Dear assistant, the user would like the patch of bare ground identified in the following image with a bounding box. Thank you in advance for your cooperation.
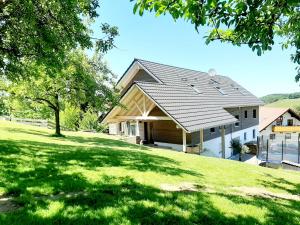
[0,197,22,213]
[159,182,300,202]
[232,187,300,201]
[160,182,215,193]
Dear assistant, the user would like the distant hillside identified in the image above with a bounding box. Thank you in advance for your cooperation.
[260,92,300,104]
[266,98,300,112]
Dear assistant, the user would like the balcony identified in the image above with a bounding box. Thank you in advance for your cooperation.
[272,126,300,132]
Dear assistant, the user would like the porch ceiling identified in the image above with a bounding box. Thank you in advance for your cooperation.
[104,86,170,122]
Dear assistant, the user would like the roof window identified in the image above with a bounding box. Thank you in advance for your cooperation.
[215,86,227,95]
[190,84,202,94]
[209,78,220,85]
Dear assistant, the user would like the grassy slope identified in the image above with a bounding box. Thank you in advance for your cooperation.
[266,98,300,110]
[0,121,299,225]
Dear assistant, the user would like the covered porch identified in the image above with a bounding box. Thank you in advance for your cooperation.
[104,85,226,155]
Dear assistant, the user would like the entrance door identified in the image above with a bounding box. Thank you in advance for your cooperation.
[144,122,148,144]
[149,122,154,144]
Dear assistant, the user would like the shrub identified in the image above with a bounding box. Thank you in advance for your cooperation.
[230,139,242,155]
[241,145,250,154]
[61,104,80,131]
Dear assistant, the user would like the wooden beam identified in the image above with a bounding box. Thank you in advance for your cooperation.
[134,101,143,115]
[221,126,225,158]
[143,95,146,115]
[182,130,187,152]
[115,116,171,121]
[199,129,204,153]
[144,102,156,117]
[136,120,140,136]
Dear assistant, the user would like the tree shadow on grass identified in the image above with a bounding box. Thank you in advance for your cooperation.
[213,192,300,225]
[0,139,201,198]
[258,173,300,195]
[0,176,265,225]
[1,130,299,224]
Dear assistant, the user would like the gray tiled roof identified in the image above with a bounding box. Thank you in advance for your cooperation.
[133,59,263,133]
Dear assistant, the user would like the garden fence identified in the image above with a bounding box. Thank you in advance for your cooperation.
[257,134,300,164]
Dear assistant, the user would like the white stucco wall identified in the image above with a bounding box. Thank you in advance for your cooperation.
[203,125,258,158]
[108,123,119,135]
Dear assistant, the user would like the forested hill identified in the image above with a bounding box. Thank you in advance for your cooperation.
[260,92,300,104]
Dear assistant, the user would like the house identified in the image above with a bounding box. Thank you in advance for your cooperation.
[102,59,263,158]
[259,107,300,140]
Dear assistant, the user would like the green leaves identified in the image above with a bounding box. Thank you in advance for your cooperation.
[131,0,300,79]
[0,0,118,80]
[4,50,119,129]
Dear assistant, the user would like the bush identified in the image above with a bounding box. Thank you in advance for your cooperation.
[79,109,99,131]
[61,104,80,131]
[241,145,250,154]
[230,139,242,155]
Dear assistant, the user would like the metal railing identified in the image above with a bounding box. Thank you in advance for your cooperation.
[257,134,300,164]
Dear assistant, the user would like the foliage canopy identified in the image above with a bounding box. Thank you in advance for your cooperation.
[0,0,118,79]
[132,0,300,78]
[6,51,119,135]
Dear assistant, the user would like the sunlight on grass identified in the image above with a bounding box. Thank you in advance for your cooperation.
[34,201,64,218]
[0,121,300,225]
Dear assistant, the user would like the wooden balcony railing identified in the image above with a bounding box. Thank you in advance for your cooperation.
[272,126,300,132]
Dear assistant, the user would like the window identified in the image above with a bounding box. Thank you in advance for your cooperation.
[235,115,240,127]
[130,124,136,136]
[253,109,257,118]
[276,116,283,126]
[215,86,227,95]
[252,129,256,139]
[190,84,202,94]
[287,119,293,126]
[270,133,276,140]
[244,110,248,118]
[210,78,220,85]
[210,128,215,133]
[285,133,291,139]
[244,132,247,141]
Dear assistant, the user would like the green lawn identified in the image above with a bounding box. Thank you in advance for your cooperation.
[266,98,300,111]
[0,121,300,225]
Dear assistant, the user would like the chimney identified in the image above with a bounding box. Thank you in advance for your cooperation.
[208,69,217,76]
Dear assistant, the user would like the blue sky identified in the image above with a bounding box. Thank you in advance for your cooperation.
[93,0,299,97]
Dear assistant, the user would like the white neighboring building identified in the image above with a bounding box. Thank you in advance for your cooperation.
[259,107,300,140]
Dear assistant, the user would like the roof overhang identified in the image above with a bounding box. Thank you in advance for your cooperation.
[116,60,162,90]
[102,83,188,132]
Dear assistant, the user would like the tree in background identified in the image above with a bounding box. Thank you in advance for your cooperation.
[80,107,101,131]
[61,103,81,131]
[131,0,300,78]
[6,51,119,136]
[0,0,118,80]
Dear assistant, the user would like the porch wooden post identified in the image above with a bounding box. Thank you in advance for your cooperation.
[136,120,140,137]
[182,130,187,152]
[221,126,225,158]
[199,129,204,153]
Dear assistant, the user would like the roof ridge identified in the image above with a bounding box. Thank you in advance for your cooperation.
[136,58,209,75]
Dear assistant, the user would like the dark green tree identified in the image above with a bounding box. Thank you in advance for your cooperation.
[131,0,300,79]
[0,0,118,79]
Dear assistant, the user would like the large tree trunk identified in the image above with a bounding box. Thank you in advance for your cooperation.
[54,109,61,136]
[53,94,61,136]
